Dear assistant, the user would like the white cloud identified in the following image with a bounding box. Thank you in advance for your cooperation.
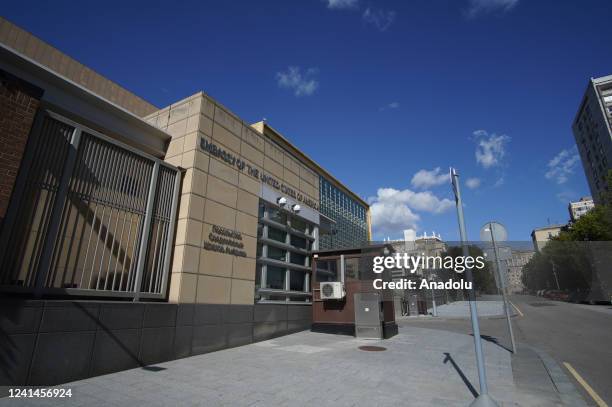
[276,67,319,97]
[325,0,358,9]
[465,177,481,189]
[466,0,519,17]
[379,102,400,111]
[411,167,450,189]
[545,147,580,184]
[363,8,396,31]
[368,187,454,236]
[473,129,510,169]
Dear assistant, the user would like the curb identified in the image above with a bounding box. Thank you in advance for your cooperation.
[521,344,589,407]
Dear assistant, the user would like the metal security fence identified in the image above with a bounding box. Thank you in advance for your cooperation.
[0,110,180,300]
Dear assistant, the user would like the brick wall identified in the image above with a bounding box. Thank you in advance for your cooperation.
[0,70,43,225]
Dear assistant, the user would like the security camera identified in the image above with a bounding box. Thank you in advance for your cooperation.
[277,197,287,207]
[292,204,301,213]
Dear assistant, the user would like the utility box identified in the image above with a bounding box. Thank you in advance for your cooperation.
[354,292,383,339]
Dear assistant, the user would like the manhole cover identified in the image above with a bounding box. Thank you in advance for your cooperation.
[358,346,386,352]
[529,302,557,307]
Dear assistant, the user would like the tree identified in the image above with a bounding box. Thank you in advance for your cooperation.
[522,170,612,294]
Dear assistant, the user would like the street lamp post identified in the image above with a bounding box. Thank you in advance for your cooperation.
[486,222,517,354]
[429,272,438,317]
[450,168,498,407]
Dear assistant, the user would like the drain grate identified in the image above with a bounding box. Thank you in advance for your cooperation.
[358,346,386,352]
[529,302,557,307]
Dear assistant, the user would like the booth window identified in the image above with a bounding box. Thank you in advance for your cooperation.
[316,259,339,282]
[255,200,316,304]
[344,257,360,280]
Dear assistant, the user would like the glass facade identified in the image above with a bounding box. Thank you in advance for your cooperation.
[255,200,315,303]
[319,177,368,249]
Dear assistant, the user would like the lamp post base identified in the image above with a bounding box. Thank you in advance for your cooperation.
[469,394,500,407]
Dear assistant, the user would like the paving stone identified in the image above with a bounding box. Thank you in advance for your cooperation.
[0,325,567,406]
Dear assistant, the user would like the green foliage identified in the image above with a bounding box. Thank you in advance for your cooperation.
[522,170,612,292]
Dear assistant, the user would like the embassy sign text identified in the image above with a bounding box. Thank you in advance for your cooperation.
[203,225,247,257]
[200,139,319,210]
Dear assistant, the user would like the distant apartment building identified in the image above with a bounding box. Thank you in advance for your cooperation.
[531,224,564,252]
[504,249,535,294]
[572,75,612,204]
[568,196,595,222]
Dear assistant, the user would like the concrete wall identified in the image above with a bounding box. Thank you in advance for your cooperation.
[0,69,42,224]
[0,300,311,387]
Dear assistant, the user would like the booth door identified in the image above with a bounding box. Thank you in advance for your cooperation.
[354,292,382,339]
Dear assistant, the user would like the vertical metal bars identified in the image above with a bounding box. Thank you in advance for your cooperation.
[0,110,180,300]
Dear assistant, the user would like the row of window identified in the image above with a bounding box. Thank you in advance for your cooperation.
[319,177,368,250]
[255,201,316,303]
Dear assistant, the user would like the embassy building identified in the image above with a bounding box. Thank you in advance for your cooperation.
[0,17,370,386]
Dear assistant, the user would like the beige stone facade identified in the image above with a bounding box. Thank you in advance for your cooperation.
[145,92,346,305]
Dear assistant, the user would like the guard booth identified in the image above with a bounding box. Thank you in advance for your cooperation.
[311,245,398,339]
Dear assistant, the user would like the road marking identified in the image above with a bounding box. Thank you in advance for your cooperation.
[563,362,608,407]
[509,301,523,317]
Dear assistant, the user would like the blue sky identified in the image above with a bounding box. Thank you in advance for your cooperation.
[4,0,612,241]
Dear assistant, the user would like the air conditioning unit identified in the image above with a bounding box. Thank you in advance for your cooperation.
[320,282,345,300]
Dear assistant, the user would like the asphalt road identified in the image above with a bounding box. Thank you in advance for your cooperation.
[401,294,612,406]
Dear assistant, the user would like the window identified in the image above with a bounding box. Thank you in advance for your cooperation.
[290,270,306,291]
[290,252,307,266]
[319,177,368,250]
[345,257,359,280]
[255,264,262,289]
[266,266,286,289]
[316,259,338,282]
[268,207,287,225]
[291,217,308,233]
[268,227,287,243]
[255,199,315,303]
[268,246,287,261]
[291,235,309,250]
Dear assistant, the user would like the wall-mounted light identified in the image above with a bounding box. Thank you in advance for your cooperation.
[291,204,301,213]
[277,197,287,207]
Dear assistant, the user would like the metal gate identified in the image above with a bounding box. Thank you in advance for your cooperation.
[0,110,180,300]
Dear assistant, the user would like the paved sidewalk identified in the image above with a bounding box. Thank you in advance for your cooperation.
[1,326,555,407]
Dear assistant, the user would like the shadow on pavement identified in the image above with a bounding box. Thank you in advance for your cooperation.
[443,352,479,398]
[470,333,514,354]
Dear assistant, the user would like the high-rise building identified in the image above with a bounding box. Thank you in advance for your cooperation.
[572,75,612,203]
[568,196,595,222]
